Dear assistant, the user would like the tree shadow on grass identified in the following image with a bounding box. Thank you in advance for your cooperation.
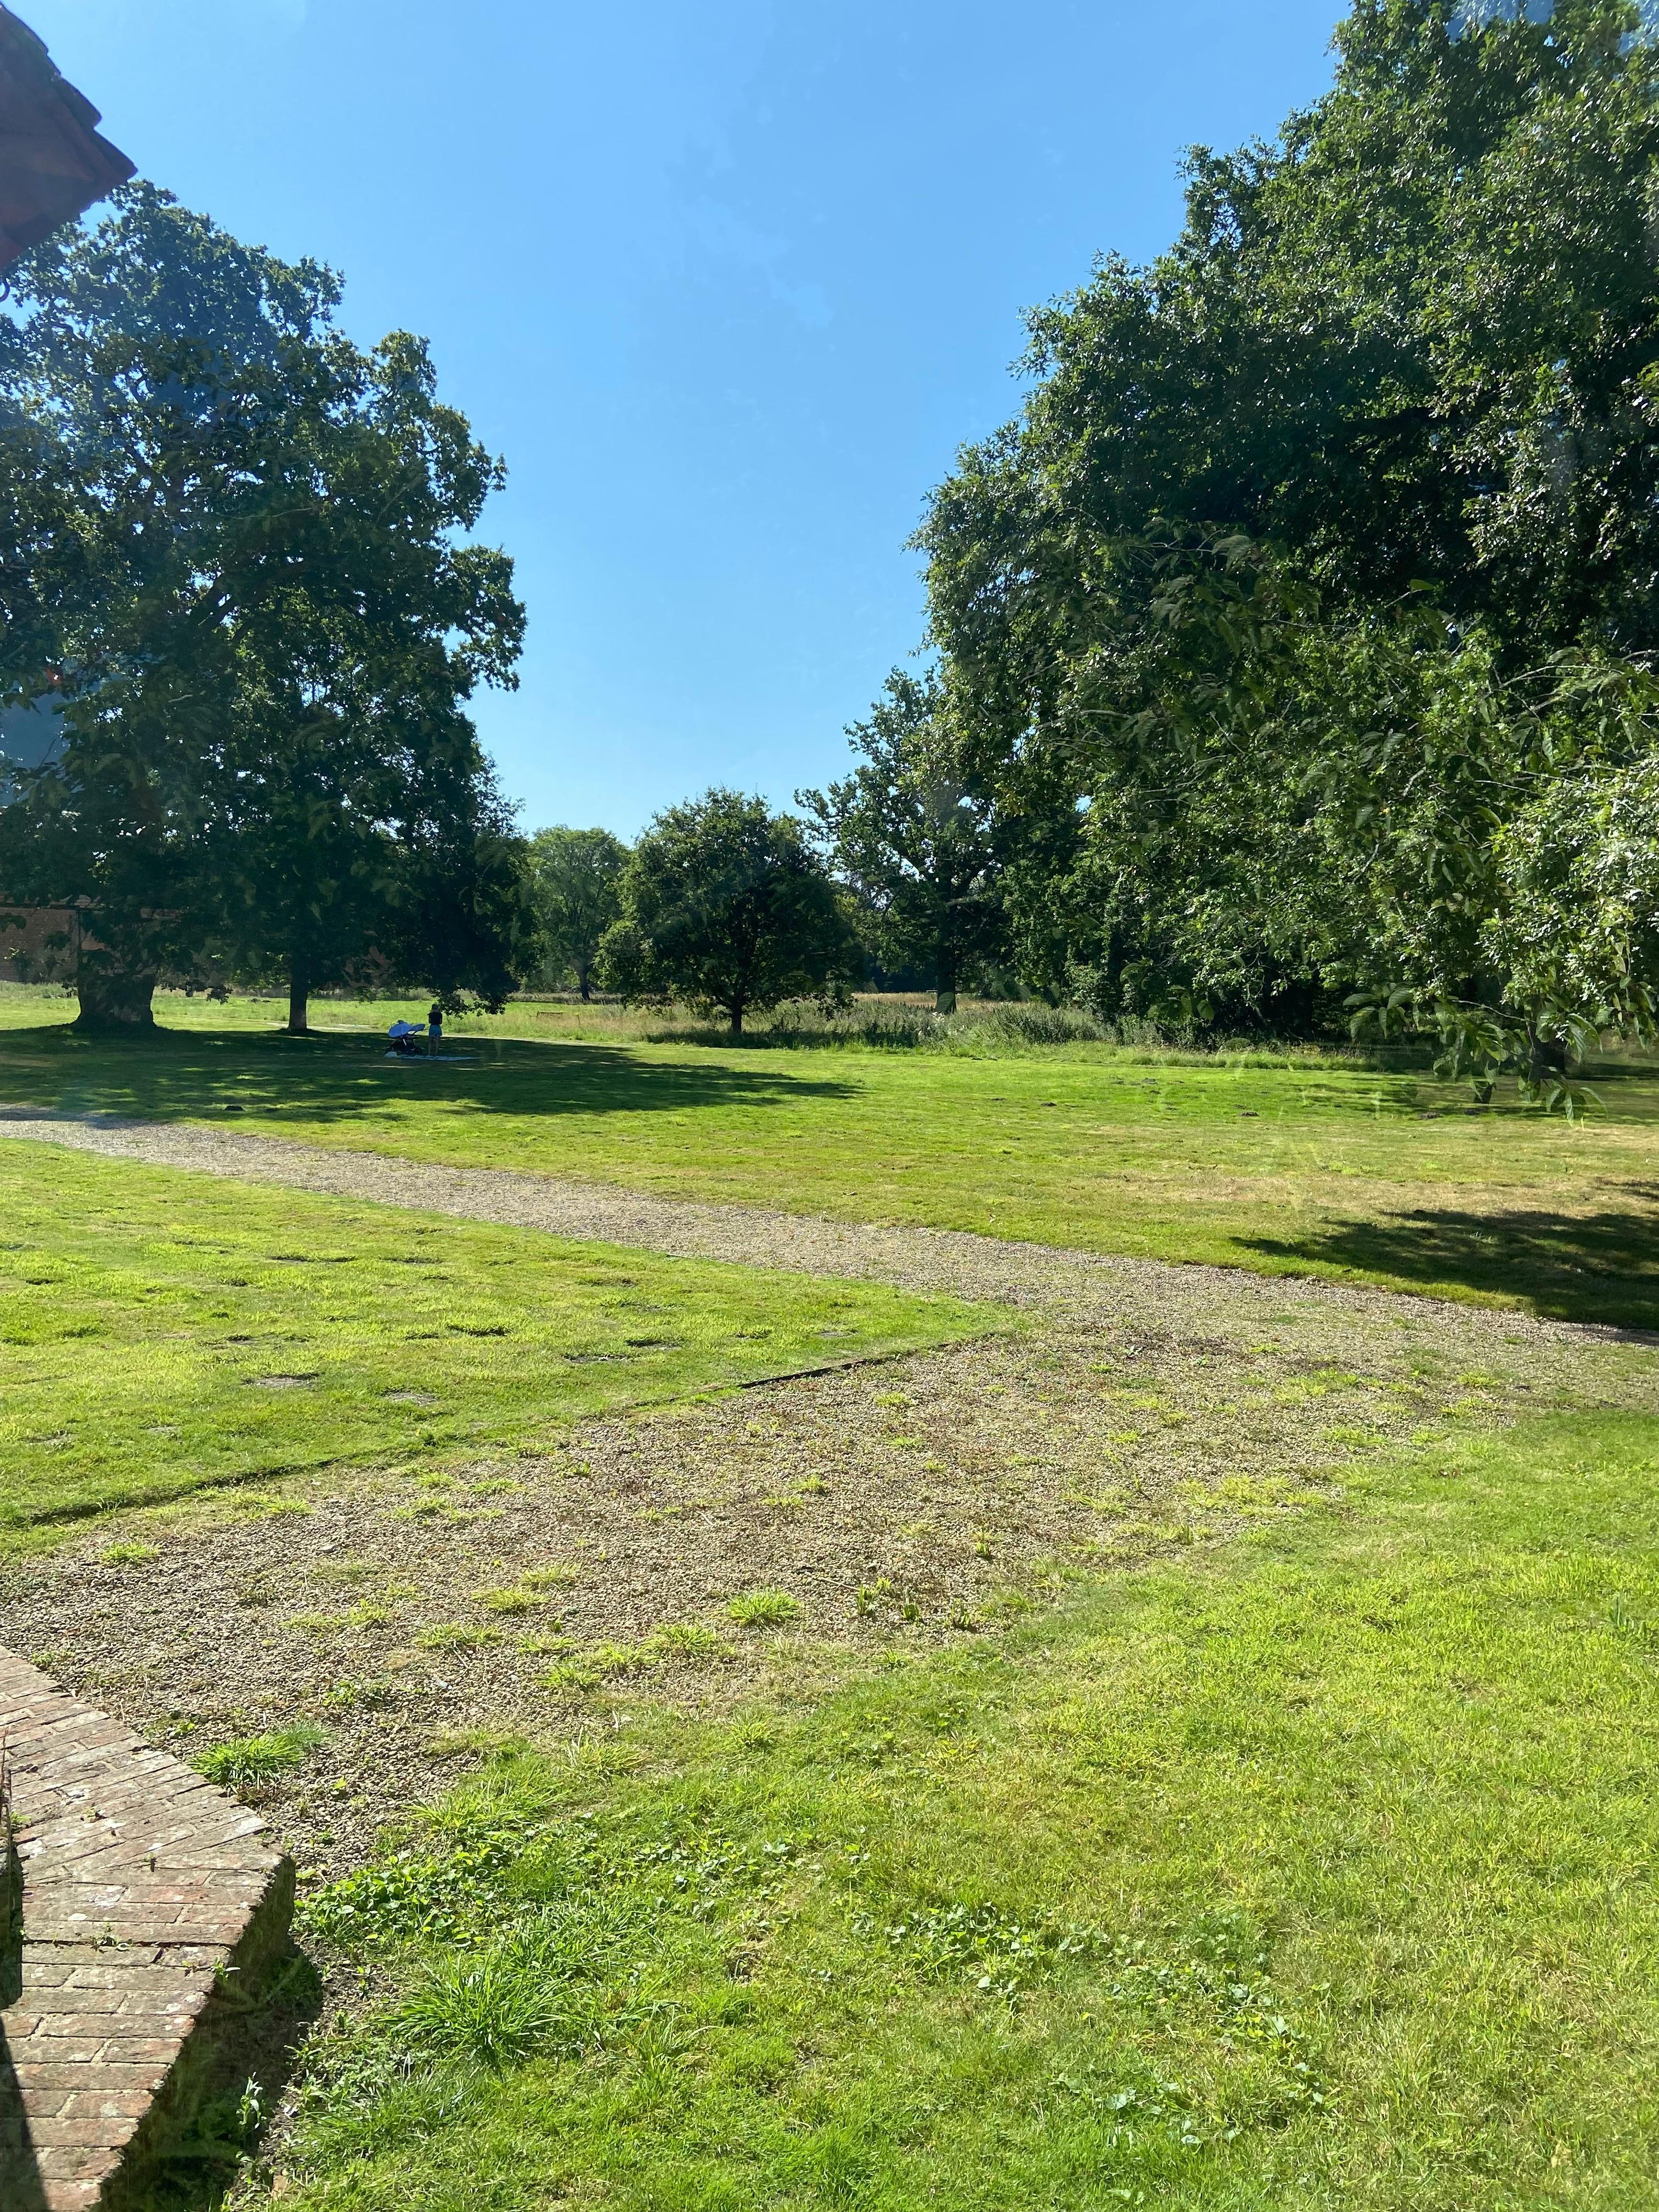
[0,1026,857,1131]
[1242,1197,1659,1334]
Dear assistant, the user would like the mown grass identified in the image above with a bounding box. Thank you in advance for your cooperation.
[268,1408,1659,2210]
[5,992,1659,1327]
[0,1140,991,1541]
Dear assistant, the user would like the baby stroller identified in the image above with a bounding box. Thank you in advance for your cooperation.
[387,1020,427,1056]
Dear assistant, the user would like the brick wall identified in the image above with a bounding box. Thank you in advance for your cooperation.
[0,910,77,986]
[0,1652,295,2210]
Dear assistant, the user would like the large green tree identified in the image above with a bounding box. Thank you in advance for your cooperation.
[916,0,1659,1074]
[600,789,859,1035]
[798,669,1002,1012]
[524,826,628,999]
[0,185,526,1032]
[0,186,330,1024]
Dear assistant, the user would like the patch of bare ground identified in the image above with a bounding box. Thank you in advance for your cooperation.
[2,1266,1646,1897]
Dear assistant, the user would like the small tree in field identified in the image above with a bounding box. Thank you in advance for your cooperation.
[600,789,858,1035]
[526,826,628,998]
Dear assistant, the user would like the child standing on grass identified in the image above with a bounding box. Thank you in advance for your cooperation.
[427,1001,444,1056]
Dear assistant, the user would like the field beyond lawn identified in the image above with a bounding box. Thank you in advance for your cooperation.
[7,992,1659,1327]
[0,1139,991,1541]
[269,1408,1659,2211]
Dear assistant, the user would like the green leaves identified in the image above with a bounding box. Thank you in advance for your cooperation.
[798,667,1004,1009]
[910,3,1659,1071]
[600,789,860,1035]
[0,184,528,1028]
[524,827,628,999]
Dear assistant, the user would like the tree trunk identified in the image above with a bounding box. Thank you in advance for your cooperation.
[1104,923,1124,1015]
[935,938,957,1016]
[73,957,157,1033]
[1525,1020,1567,1087]
[287,958,309,1037]
[576,961,591,1003]
[729,1002,743,1036]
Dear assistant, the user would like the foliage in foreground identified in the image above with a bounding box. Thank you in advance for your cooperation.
[267,1409,1659,2209]
[0,1139,988,1534]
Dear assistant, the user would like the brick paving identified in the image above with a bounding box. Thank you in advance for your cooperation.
[0,1650,293,2211]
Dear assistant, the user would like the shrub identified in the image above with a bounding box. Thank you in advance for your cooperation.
[196,1726,324,1791]
[727,1588,802,1629]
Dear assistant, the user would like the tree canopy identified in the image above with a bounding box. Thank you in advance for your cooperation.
[799,669,1002,1012]
[601,789,859,1035]
[525,826,629,1000]
[0,184,527,1031]
[913,0,1659,1093]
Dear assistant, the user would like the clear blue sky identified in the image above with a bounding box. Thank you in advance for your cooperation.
[27,0,1341,836]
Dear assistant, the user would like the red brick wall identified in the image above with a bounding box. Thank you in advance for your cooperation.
[0,908,77,984]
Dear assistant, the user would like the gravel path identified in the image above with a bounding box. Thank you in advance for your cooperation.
[0,1108,1194,1310]
[5,1106,1658,1888]
[4,1267,1635,1888]
[1,1109,1648,1358]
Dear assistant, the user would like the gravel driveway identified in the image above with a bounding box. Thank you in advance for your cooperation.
[5,1108,1654,1342]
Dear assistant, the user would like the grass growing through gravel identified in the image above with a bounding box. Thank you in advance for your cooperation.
[7,992,1659,1327]
[268,1408,1659,2212]
[0,1140,991,1541]
[196,1726,325,1791]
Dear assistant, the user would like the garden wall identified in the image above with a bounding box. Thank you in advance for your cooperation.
[0,1650,294,2209]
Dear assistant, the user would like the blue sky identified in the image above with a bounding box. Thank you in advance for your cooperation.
[29,0,1341,836]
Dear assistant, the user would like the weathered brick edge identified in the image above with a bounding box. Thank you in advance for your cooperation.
[0,1649,295,2211]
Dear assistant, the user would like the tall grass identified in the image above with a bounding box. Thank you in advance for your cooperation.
[638,995,1390,1066]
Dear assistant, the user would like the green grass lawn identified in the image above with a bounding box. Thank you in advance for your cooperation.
[0,1139,990,1541]
[5,992,1659,1328]
[270,1408,1659,2211]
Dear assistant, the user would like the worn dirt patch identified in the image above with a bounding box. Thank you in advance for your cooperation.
[4,1115,1655,1893]
[2,1263,1644,1891]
